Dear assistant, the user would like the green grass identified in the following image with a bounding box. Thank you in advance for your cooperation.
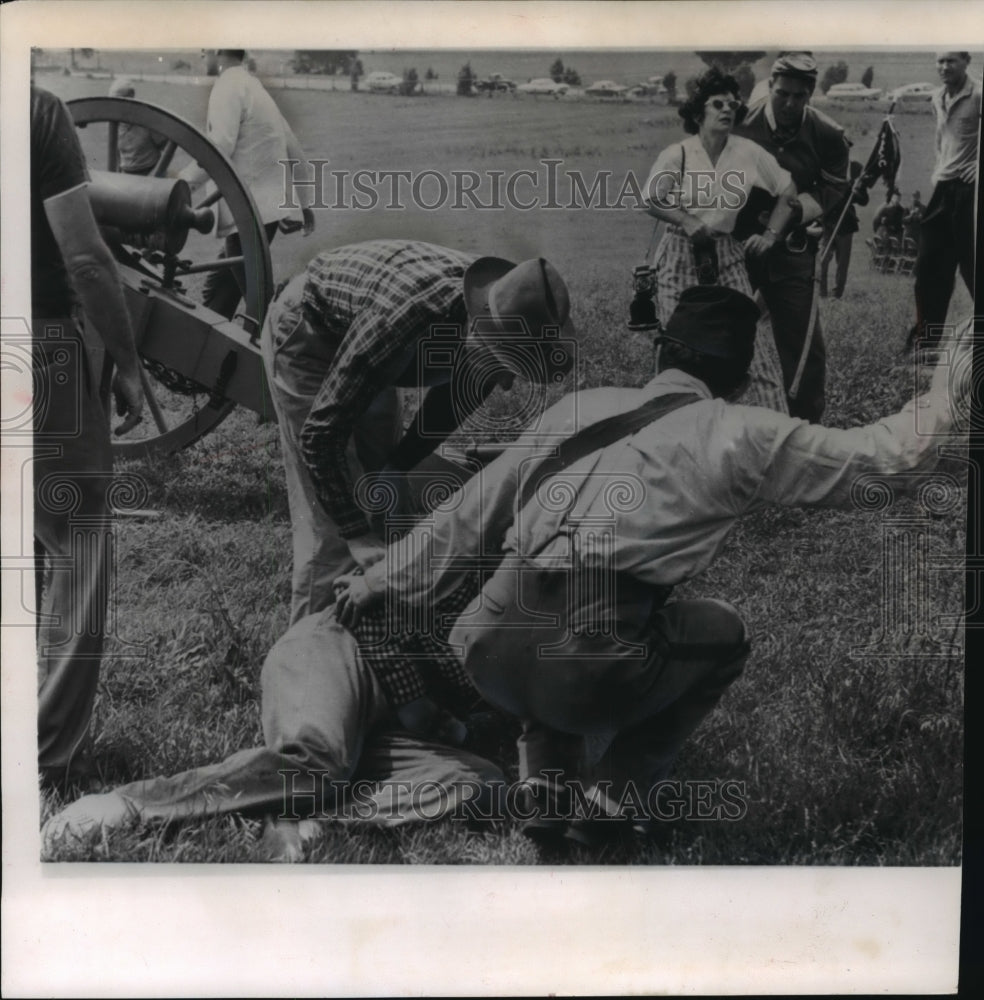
[39,75,968,865]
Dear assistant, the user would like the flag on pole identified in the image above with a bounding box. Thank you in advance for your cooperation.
[859,114,902,194]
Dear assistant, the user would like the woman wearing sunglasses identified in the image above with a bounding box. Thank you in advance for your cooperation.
[643,66,797,410]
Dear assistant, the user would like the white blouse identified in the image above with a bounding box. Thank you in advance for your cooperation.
[644,134,792,235]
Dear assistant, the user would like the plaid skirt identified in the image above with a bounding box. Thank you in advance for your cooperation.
[653,227,788,413]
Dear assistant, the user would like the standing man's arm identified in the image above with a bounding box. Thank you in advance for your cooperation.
[283,121,316,235]
[44,190,144,433]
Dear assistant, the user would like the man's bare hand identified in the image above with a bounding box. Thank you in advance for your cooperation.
[333,573,381,629]
[744,231,779,258]
[110,368,145,436]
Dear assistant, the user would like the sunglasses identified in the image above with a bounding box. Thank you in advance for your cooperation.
[707,98,742,111]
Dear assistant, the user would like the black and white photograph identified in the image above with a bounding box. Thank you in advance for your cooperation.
[2,1,979,994]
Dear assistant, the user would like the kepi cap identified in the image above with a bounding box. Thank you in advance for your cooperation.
[659,286,760,364]
[770,52,818,83]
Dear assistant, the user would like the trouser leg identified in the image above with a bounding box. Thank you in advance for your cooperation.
[260,291,402,624]
[757,252,825,422]
[108,610,389,822]
[912,184,960,351]
[203,222,279,320]
[954,182,976,303]
[583,599,749,804]
[33,323,113,780]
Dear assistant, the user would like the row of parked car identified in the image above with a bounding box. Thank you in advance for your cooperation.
[825,81,936,104]
[361,70,670,97]
[363,69,937,105]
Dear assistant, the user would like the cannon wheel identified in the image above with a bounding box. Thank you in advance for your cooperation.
[68,97,274,461]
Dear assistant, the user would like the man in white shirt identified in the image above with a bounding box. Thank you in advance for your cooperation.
[907,51,980,353]
[334,284,972,846]
[180,49,316,319]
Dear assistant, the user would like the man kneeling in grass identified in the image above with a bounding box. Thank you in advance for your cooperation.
[44,289,973,857]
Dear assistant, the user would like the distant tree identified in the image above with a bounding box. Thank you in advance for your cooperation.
[172,59,191,72]
[820,60,849,94]
[457,62,476,96]
[861,65,875,89]
[550,57,565,83]
[425,67,436,81]
[663,70,678,102]
[563,66,581,87]
[694,51,764,100]
[291,50,359,75]
[400,67,419,96]
[695,51,766,74]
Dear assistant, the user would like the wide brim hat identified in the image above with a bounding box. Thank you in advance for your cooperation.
[659,285,760,364]
[463,256,577,383]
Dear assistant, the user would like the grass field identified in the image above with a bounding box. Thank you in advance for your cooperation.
[38,71,970,865]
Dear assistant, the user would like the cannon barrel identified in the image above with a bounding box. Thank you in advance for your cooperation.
[88,170,215,255]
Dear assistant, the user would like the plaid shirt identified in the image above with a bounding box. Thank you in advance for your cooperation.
[299,240,475,538]
[353,571,482,713]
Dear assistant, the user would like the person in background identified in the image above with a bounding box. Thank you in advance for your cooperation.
[820,160,869,299]
[873,190,905,241]
[735,52,851,423]
[643,65,797,413]
[178,49,316,320]
[31,85,145,791]
[903,190,925,242]
[107,77,168,176]
[906,51,979,353]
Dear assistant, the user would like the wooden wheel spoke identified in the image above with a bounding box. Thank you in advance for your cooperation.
[138,367,171,435]
[152,139,179,178]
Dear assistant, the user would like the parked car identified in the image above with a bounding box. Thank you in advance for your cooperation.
[885,82,935,104]
[475,73,516,93]
[585,80,629,97]
[826,82,883,102]
[629,78,667,97]
[365,71,403,94]
[517,78,569,95]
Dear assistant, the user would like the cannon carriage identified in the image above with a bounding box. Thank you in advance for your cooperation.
[69,96,277,459]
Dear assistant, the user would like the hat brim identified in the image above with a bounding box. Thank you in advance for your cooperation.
[463,256,576,340]
[462,256,517,322]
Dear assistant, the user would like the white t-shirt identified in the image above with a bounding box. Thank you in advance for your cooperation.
[644,134,792,234]
[181,65,302,237]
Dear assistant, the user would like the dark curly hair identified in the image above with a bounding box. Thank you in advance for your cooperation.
[678,67,747,135]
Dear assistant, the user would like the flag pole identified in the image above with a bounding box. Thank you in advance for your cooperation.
[789,102,898,400]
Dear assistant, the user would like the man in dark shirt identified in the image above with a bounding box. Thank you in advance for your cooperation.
[263,239,578,626]
[31,85,144,789]
[735,52,851,422]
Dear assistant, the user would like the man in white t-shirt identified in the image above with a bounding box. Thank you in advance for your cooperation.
[180,49,316,319]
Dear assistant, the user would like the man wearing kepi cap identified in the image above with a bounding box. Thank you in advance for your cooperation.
[333,284,972,849]
[736,52,851,422]
[262,238,576,626]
